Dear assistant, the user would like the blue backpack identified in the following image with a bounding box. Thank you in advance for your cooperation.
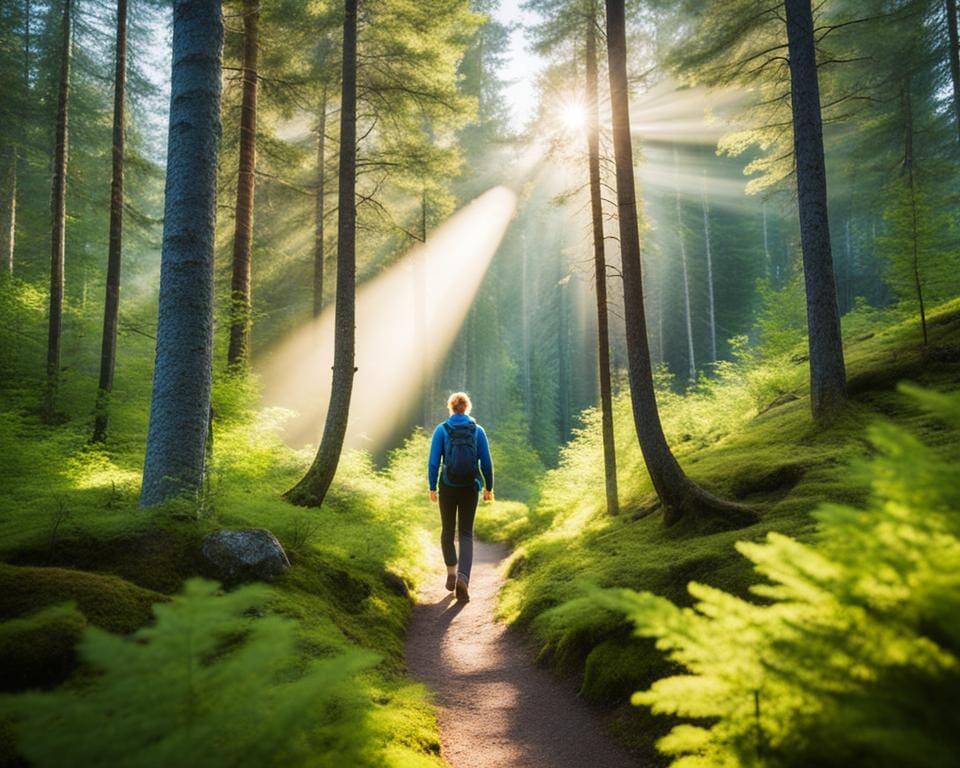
[442,421,478,486]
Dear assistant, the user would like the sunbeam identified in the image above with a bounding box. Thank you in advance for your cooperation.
[259,186,519,450]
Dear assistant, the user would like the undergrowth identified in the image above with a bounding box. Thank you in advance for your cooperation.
[0,279,447,767]
[485,297,960,758]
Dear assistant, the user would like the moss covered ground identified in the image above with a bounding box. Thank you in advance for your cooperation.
[475,298,960,758]
[0,278,449,767]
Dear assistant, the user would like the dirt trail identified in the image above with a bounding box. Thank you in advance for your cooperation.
[406,540,638,768]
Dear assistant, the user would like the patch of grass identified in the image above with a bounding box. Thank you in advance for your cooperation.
[490,299,960,759]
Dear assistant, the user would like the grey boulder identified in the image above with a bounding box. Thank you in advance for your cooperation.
[200,528,290,584]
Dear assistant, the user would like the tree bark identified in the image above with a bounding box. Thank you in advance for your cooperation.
[313,83,327,318]
[520,223,531,409]
[227,0,259,369]
[901,78,928,346]
[784,0,846,420]
[946,0,960,142]
[673,146,696,382]
[762,201,771,278]
[140,0,223,508]
[586,9,619,516]
[92,0,128,444]
[44,0,72,421]
[1,146,15,276]
[604,0,755,528]
[701,169,717,364]
[285,0,358,507]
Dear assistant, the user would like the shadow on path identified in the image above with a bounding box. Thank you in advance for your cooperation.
[406,540,639,768]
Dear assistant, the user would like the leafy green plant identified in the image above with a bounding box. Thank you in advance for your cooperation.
[6,579,377,768]
[600,385,960,767]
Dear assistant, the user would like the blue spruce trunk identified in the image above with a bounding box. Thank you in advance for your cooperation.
[140,0,223,508]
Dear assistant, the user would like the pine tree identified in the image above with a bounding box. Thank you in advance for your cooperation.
[226,0,259,370]
[284,0,358,508]
[43,0,72,421]
[604,0,755,527]
[578,0,619,515]
[140,0,223,508]
[91,0,128,444]
[784,0,846,419]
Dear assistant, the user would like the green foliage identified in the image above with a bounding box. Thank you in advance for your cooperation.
[7,579,377,768]
[601,385,960,768]
[751,276,806,361]
[489,299,960,760]
[877,175,960,333]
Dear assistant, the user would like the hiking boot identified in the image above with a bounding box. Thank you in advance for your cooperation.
[445,572,457,591]
[455,574,470,603]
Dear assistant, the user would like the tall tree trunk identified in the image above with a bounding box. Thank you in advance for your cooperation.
[24,0,30,84]
[285,0,358,507]
[784,0,846,420]
[44,0,72,421]
[520,223,531,409]
[419,188,435,430]
[947,0,960,142]
[227,0,259,369]
[1,146,14,276]
[604,0,755,528]
[901,78,928,346]
[140,0,223,508]
[762,201,771,279]
[313,83,327,318]
[6,0,30,276]
[92,0,128,444]
[673,146,696,382]
[585,9,619,516]
[701,169,718,364]
[558,272,569,441]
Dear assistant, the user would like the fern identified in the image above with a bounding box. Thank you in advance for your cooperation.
[601,385,960,767]
[6,579,377,768]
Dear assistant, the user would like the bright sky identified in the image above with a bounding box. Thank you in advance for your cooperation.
[490,0,545,131]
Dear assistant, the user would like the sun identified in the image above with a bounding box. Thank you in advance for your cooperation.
[560,100,587,131]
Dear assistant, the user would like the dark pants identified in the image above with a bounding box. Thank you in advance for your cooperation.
[438,482,478,582]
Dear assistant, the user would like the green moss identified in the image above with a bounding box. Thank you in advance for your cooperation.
[0,603,86,690]
[0,564,164,633]
[581,637,664,704]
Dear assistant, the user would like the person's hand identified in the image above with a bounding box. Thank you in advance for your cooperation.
[429,490,438,503]
[483,489,494,503]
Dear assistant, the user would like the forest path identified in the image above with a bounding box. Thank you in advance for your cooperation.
[406,540,638,768]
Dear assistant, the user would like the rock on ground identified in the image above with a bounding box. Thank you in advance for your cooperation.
[200,528,290,585]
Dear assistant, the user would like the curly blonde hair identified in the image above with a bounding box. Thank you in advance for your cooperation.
[447,391,472,415]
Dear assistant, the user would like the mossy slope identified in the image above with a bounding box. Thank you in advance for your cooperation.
[482,299,960,756]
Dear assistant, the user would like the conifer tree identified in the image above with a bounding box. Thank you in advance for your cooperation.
[604,0,755,527]
[285,0,358,508]
[784,0,846,419]
[44,0,72,421]
[92,0,128,444]
[140,0,223,508]
[947,0,960,141]
[585,0,619,516]
[227,0,259,369]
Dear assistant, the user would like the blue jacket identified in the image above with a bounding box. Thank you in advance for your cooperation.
[428,413,494,492]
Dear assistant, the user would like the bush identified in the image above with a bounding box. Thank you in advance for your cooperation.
[600,385,960,768]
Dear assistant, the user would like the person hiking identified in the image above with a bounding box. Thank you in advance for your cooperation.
[428,392,494,603]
